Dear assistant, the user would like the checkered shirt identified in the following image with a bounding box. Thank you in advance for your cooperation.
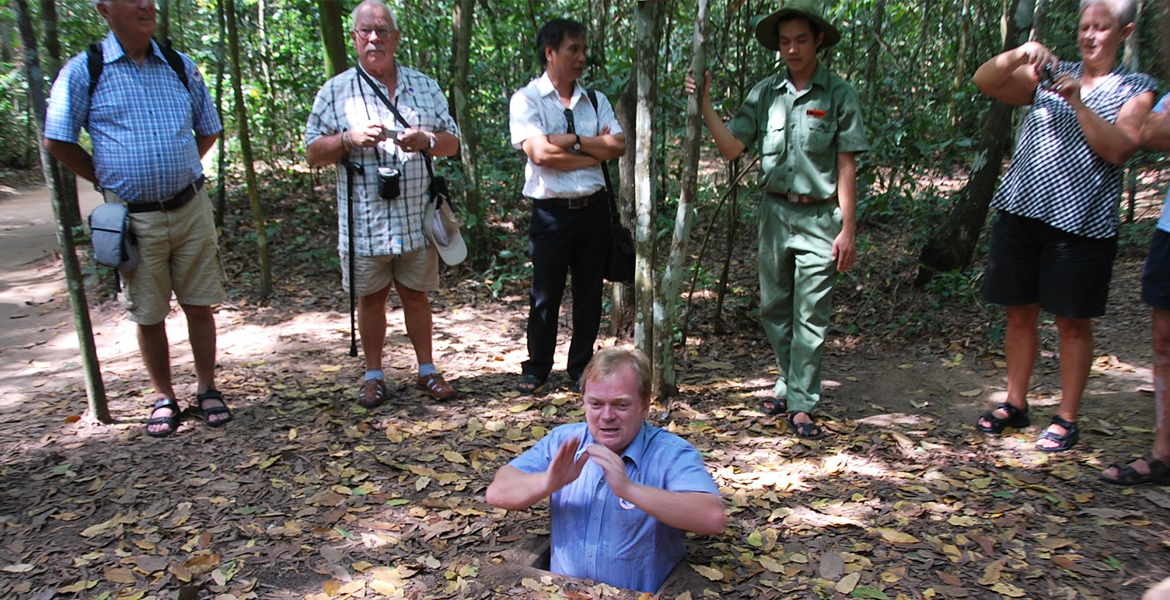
[992,62,1154,239]
[305,64,459,256]
[44,32,222,203]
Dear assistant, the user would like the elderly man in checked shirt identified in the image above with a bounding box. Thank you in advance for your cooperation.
[486,347,725,593]
[306,0,460,408]
[45,0,228,437]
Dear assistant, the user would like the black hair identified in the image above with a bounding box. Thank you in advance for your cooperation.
[777,14,822,41]
[536,18,587,67]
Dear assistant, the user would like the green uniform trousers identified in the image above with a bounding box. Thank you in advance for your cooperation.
[758,195,842,414]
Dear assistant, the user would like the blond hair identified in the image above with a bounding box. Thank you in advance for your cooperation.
[580,347,651,405]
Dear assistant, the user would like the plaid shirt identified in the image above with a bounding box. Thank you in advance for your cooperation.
[306,64,459,256]
[44,32,222,203]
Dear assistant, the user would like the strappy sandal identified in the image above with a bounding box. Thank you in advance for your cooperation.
[190,389,232,427]
[787,411,826,440]
[417,373,457,400]
[358,378,388,408]
[761,397,787,416]
[146,398,181,438]
[1036,415,1079,453]
[977,401,1030,434]
[516,374,548,395]
[1101,453,1170,485]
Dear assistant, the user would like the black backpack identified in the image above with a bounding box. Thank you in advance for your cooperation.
[86,38,190,97]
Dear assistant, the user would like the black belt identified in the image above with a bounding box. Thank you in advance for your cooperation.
[532,190,606,210]
[127,177,205,214]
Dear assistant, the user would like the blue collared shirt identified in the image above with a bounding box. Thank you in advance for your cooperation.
[509,422,720,593]
[44,33,222,203]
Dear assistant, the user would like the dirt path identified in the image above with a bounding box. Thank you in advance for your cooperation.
[0,183,102,415]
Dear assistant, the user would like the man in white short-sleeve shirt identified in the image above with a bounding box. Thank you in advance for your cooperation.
[508,18,626,395]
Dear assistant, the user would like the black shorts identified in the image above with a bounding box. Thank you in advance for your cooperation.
[1142,229,1170,310]
[983,212,1117,319]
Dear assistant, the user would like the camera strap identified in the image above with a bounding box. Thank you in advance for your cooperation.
[356,66,438,185]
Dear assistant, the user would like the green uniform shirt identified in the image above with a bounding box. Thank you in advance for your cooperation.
[727,63,869,201]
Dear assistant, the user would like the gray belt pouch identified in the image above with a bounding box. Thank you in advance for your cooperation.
[88,202,139,272]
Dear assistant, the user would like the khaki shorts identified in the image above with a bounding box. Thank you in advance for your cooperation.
[340,246,439,297]
[118,188,226,324]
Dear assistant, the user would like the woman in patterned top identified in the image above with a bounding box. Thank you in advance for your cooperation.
[972,0,1155,452]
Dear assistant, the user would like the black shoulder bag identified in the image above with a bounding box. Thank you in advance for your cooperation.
[586,90,634,285]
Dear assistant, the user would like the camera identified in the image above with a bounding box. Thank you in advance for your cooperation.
[378,166,401,200]
[1038,64,1056,90]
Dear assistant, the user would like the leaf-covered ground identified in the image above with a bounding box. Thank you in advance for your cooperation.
[1,173,1168,600]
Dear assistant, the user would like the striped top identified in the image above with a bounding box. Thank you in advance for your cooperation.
[991,61,1154,239]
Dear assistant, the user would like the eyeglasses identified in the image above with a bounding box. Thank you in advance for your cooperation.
[354,28,395,39]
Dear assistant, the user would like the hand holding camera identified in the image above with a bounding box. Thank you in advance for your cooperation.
[392,128,435,153]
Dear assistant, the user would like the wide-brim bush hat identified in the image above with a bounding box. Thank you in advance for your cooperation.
[424,197,467,266]
[755,0,841,50]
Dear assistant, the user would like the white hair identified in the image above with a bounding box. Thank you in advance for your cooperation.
[351,0,397,31]
[1080,0,1138,28]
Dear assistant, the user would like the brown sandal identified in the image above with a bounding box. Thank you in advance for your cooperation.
[358,378,388,408]
[417,373,457,400]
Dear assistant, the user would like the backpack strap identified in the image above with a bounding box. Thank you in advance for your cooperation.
[85,37,190,99]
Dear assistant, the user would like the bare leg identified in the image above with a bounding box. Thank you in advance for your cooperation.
[1105,308,1170,477]
[979,304,1040,429]
[1036,316,1092,449]
[180,303,227,424]
[358,284,393,371]
[138,320,176,434]
[396,282,433,367]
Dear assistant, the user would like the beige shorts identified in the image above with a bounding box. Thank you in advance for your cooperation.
[118,188,226,324]
[340,246,439,297]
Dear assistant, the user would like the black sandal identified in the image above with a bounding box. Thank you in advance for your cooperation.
[761,397,787,416]
[976,402,1030,434]
[516,374,548,395]
[787,411,826,440]
[191,389,232,427]
[1036,415,1079,453]
[146,398,181,438]
[1101,453,1170,485]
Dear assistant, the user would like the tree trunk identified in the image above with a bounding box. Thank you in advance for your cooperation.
[611,77,636,339]
[916,0,1037,284]
[158,0,170,42]
[214,0,227,228]
[226,0,273,299]
[1123,0,1143,222]
[633,1,662,386]
[318,0,348,79]
[951,0,971,126]
[588,0,609,71]
[452,0,485,260]
[258,0,273,92]
[40,0,80,229]
[862,0,885,107]
[654,0,708,399]
[15,0,109,423]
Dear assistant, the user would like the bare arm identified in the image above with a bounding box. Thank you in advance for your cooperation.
[196,133,219,158]
[485,439,587,511]
[1142,109,1170,151]
[832,152,858,272]
[306,120,386,166]
[44,139,97,184]
[685,72,746,161]
[584,445,726,536]
[973,41,1055,106]
[520,135,603,171]
[1060,79,1153,165]
[394,129,460,158]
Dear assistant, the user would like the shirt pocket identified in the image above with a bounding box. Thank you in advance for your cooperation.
[761,110,787,156]
[805,117,836,155]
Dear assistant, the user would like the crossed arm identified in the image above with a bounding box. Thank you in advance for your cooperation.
[520,129,626,171]
[485,438,726,536]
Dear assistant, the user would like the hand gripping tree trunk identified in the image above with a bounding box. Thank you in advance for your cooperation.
[915,0,1036,285]
[226,0,273,299]
[16,0,109,422]
[654,0,708,399]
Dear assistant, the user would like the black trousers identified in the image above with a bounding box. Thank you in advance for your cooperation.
[523,196,612,382]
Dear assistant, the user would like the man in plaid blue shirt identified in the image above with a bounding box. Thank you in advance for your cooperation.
[44,0,228,437]
[306,0,461,408]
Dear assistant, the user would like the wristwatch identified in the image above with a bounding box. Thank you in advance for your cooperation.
[428,134,436,149]
[572,134,581,152]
